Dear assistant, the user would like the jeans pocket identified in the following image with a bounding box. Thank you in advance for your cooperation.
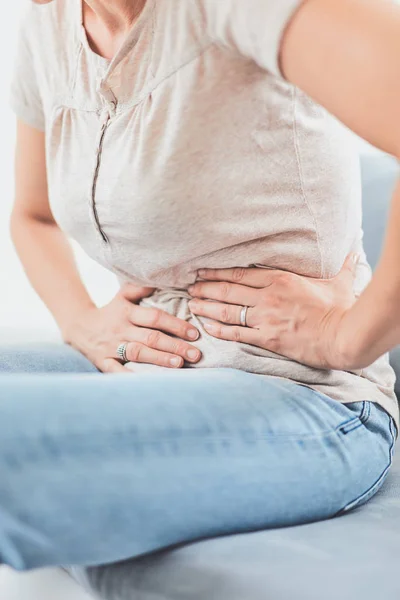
[337,401,371,435]
[338,416,396,514]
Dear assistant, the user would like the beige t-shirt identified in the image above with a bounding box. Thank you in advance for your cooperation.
[11,0,399,428]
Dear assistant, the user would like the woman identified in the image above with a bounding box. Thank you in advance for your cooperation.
[1,0,399,570]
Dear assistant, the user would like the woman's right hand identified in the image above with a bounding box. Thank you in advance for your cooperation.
[64,283,202,373]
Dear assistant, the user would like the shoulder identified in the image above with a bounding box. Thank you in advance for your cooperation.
[16,0,78,94]
[154,0,210,42]
[150,0,213,63]
[18,0,76,56]
[183,0,302,77]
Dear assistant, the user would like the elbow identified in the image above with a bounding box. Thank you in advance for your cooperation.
[392,112,400,160]
[396,138,400,162]
[10,208,57,240]
[9,209,44,248]
[9,209,32,246]
[9,209,23,247]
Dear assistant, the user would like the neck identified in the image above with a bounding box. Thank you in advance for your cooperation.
[83,0,146,34]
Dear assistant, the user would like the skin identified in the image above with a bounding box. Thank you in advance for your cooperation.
[188,255,359,370]
[19,0,400,373]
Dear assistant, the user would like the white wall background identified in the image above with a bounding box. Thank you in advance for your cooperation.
[0,1,382,338]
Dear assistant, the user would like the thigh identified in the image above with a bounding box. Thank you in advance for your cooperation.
[0,344,98,373]
[0,368,394,570]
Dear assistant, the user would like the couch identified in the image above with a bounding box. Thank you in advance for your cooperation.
[1,151,400,600]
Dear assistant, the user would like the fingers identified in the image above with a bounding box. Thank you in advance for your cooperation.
[197,268,277,289]
[120,342,186,369]
[130,305,200,342]
[102,358,132,374]
[189,299,256,327]
[129,328,201,364]
[201,321,262,346]
[188,281,258,306]
[120,283,156,303]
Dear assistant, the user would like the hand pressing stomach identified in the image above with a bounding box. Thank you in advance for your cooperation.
[63,283,202,373]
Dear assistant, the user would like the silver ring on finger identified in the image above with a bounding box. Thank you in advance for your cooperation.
[116,342,129,364]
[239,305,249,327]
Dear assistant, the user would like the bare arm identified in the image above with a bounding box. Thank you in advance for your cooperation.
[281,0,400,366]
[11,120,95,339]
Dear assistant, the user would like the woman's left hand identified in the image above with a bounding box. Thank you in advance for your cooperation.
[188,254,360,371]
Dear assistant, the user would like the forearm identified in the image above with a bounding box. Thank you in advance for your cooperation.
[337,179,400,367]
[11,214,95,339]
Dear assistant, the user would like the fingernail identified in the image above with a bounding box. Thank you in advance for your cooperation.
[204,323,216,334]
[170,357,182,367]
[187,349,200,360]
[188,286,195,295]
[187,328,199,340]
[198,269,207,277]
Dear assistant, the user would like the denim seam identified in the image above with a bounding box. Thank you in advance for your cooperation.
[339,419,364,435]
[339,401,371,434]
[337,413,396,514]
[358,400,371,424]
[389,417,396,461]
[1,417,376,466]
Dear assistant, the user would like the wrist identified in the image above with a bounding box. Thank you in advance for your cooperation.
[322,307,358,371]
[59,301,97,346]
[333,312,364,371]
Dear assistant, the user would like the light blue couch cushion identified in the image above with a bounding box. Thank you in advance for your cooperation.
[72,152,400,600]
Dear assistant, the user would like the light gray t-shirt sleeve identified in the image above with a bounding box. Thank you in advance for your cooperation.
[198,0,302,78]
[10,8,45,131]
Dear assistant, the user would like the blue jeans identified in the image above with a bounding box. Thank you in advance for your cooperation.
[0,344,396,571]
